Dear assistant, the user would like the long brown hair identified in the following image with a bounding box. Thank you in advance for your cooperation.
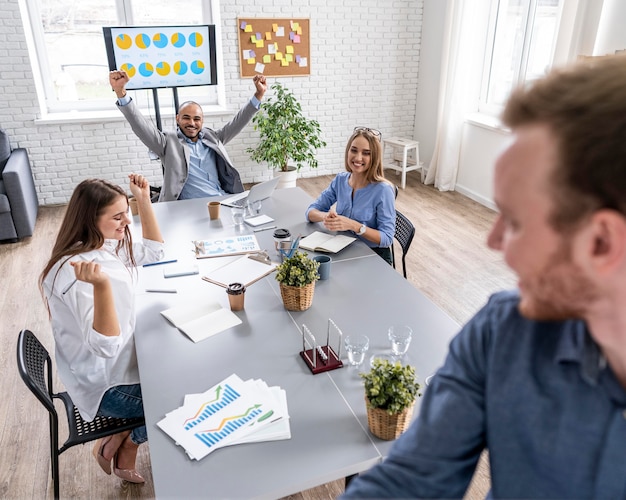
[344,129,389,185]
[39,179,134,292]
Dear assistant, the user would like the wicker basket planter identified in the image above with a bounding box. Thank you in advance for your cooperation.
[279,282,315,311]
[365,396,415,440]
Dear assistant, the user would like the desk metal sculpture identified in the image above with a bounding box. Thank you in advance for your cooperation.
[299,319,343,374]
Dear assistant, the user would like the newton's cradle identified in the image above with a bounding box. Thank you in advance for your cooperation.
[299,319,343,374]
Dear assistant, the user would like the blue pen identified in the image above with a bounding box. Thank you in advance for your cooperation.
[143,259,177,267]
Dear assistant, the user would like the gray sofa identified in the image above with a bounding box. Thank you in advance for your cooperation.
[0,129,38,242]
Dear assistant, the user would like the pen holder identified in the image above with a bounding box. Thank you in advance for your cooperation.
[226,283,246,311]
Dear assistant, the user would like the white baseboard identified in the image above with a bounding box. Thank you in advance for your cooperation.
[454,184,496,211]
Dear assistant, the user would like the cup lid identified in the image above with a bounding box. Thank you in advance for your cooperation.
[226,282,245,294]
[273,228,291,239]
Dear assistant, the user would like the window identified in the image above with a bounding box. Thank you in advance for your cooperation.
[21,0,221,115]
[480,0,563,112]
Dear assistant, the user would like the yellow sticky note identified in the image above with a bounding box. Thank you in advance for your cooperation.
[265,32,272,40]
[286,46,294,54]
[272,23,278,32]
[255,40,264,48]
[245,24,253,33]
[247,58,255,65]
[297,26,302,35]
[263,55,271,64]
[281,59,289,66]
[286,54,293,62]
[292,22,299,30]
[251,35,257,43]
[275,52,283,60]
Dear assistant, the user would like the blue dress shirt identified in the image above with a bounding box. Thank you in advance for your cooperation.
[305,172,395,248]
[343,290,626,499]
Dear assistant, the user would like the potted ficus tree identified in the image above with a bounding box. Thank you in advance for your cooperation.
[360,358,421,440]
[246,82,326,188]
[275,250,319,311]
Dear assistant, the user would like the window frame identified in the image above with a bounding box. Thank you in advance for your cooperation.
[19,0,225,118]
[478,0,570,116]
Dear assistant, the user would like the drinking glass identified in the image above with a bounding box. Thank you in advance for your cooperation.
[388,325,413,356]
[344,334,370,366]
[231,206,245,229]
[247,199,263,216]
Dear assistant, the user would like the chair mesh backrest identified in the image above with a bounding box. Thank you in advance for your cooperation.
[395,211,415,254]
[17,329,56,414]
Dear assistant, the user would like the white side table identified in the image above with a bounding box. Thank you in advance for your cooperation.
[382,137,422,189]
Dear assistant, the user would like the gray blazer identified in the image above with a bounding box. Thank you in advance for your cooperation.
[117,98,258,201]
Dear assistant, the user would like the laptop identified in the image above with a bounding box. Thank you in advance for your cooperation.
[220,176,281,208]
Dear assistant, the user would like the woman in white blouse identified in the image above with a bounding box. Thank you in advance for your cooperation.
[40,173,164,483]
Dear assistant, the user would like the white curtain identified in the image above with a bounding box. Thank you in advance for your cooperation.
[425,0,491,191]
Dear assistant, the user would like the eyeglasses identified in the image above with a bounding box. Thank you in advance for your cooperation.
[354,126,382,140]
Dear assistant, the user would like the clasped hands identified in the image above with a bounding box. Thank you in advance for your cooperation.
[322,210,357,232]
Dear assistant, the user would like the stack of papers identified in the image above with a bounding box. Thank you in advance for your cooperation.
[157,374,290,460]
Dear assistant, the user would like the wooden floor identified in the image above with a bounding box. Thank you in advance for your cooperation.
[0,171,515,499]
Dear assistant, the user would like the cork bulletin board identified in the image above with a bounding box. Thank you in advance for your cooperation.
[237,18,310,78]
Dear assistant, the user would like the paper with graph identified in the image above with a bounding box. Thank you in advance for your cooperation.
[157,374,290,459]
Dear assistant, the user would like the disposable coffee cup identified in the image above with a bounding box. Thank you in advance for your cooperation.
[273,228,291,254]
[129,197,139,216]
[208,201,221,220]
[226,282,245,311]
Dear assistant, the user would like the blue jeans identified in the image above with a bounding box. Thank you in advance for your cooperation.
[97,384,147,444]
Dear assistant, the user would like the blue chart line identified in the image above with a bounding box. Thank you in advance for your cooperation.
[184,385,240,430]
[195,407,263,449]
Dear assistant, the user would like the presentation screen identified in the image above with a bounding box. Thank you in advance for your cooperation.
[103,25,217,90]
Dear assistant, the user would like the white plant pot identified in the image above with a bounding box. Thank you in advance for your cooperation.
[274,167,298,189]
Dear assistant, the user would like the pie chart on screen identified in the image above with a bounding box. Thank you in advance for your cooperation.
[156,61,170,76]
[174,61,188,75]
[120,63,136,78]
[116,33,132,50]
[138,62,154,77]
[190,60,205,74]
[171,32,186,48]
[189,32,203,47]
[135,33,151,49]
[153,33,168,48]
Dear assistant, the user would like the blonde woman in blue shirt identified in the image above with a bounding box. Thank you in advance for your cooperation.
[306,127,396,264]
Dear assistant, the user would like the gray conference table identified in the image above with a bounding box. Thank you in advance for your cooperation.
[133,187,460,498]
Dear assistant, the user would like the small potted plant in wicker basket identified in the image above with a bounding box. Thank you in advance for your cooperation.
[275,250,319,311]
[360,358,421,440]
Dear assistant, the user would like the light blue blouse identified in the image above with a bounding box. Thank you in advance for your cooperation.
[305,172,395,248]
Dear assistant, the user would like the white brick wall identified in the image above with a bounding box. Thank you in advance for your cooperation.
[1,0,422,205]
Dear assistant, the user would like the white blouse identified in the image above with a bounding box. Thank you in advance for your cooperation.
[42,239,164,421]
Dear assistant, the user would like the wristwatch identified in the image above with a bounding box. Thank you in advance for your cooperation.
[358,223,367,235]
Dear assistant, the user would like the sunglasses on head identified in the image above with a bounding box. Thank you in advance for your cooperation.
[354,126,382,140]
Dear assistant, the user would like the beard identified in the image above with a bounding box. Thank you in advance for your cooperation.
[517,238,598,321]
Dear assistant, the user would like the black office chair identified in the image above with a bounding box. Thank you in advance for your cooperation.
[392,210,415,279]
[16,329,145,499]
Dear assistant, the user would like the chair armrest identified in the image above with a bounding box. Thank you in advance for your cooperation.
[3,148,39,238]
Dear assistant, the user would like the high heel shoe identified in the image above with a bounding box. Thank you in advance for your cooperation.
[92,437,113,475]
[113,453,145,484]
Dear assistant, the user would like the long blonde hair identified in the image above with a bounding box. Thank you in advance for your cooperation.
[344,129,390,185]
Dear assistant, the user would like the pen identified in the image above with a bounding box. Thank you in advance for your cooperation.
[253,225,277,233]
[143,259,178,267]
[62,258,95,294]
[145,289,178,293]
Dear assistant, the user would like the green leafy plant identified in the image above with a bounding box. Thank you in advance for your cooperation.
[246,83,327,172]
[275,250,319,287]
[361,359,421,415]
